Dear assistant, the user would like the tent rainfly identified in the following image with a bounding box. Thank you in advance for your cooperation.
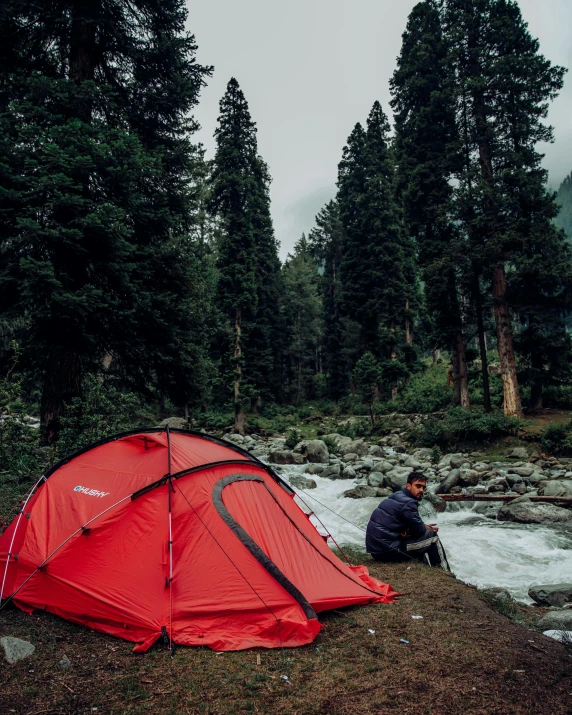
[0,429,397,652]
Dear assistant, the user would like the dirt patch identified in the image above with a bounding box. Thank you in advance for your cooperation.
[1,561,571,715]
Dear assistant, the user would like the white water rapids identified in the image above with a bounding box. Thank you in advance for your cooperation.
[278,464,572,603]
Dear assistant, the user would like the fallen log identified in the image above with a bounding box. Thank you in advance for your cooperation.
[440,494,572,504]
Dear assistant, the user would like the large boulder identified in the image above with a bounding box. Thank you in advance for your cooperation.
[294,439,329,463]
[1,637,35,664]
[369,445,383,457]
[435,469,460,495]
[540,480,572,498]
[459,468,480,487]
[320,463,341,479]
[497,499,572,524]
[289,475,317,490]
[377,460,395,474]
[322,433,353,453]
[268,450,306,465]
[506,447,529,460]
[528,583,572,608]
[537,610,572,631]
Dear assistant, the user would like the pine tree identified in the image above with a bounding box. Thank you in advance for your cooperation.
[0,0,213,438]
[244,154,282,409]
[281,236,323,405]
[353,352,381,425]
[337,103,414,398]
[443,0,566,416]
[391,0,471,408]
[308,201,347,400]
[209,78,281,428]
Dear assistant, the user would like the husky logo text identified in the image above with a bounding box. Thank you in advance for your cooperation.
[73,486,110,498]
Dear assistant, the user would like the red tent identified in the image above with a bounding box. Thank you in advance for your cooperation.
[0,429,397,652]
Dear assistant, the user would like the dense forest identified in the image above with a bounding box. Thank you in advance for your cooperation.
[1,0,572,450]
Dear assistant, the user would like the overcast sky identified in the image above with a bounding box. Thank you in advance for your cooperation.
[188,0,572,259]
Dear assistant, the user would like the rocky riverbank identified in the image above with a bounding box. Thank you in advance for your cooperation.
[220,431,572,525]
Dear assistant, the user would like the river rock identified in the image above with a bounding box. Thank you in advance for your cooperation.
[342,465,357,479]
[473,462,490,472]
[481,587,513,605]
[346,439,369,456]
[459,468,480,487]
[508,466,535,478]
[294,439,329,463]
[450,454,468,470]
[354,484,377,498]
[528,583,572,607]
[268,450,306,465]
[1,636,35,664]
[423,492,447,513]
[435,469,460,495]
[384,468,410,492]
[404,456,422,469]
[488,479,509,493]
[369,445,383,457]
[342,452,358,463]
[320,463,341,479]
[305,463,322,475]
[506,447,529,460]
[540,480,572,498]
[377,460,395,474]
[323,433,353,453]
[159,416,188,430]
[438,453,463,469]
[537,610,572,631]
[289,475,317,490]
[368,471,385,488]
[497,500,572,524]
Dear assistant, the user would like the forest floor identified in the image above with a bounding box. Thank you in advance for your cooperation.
[1,557,571,715]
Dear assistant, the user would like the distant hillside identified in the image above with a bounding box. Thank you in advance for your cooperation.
[555,173,572,240]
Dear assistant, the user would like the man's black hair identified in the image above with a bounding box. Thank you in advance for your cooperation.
[406,471,427,485]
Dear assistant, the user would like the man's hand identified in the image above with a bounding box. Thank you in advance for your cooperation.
[426,523,439,533]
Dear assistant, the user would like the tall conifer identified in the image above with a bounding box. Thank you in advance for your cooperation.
[443,0,566,416]
[209,78,281,429]
[392,0,471,408]
[0,0,212,437]
[308,201,347,400]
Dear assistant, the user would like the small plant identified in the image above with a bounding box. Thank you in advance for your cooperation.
[322,435,340,455]
[285,428,301,450]
[541,421,572,455]
[430,444,442,465]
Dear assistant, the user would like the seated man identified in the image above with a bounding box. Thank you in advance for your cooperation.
[366,472,450,570]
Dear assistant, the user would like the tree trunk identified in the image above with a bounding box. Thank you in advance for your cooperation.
[528,351,544,412]
[390,324,398,400]
[455,331,470,408]
[70,2,96,120]
[405,300,412,386]
[472,270,491,412]
[233,308,245,435]
[432,347,441,365]
[41,348,83,443]
[492,265,523,417]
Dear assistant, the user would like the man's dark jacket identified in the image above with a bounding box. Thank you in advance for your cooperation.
[366,488,426,554]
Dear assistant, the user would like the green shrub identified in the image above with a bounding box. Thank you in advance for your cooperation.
[541,422,572,455]
[57,375,155,458]
[409,408,524,449]
[336,418,370,439]
[542,385,572,410]
[430,445,442,464]
[394,364,453,414]
[322,435,340,454]
[285,428,301,450]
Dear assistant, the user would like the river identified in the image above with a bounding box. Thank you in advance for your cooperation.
[278,464,572,603]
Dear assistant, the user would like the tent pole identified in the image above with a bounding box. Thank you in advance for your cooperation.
[166,425,174,656]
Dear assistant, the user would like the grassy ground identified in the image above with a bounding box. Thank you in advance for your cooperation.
[1,559,571,715]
